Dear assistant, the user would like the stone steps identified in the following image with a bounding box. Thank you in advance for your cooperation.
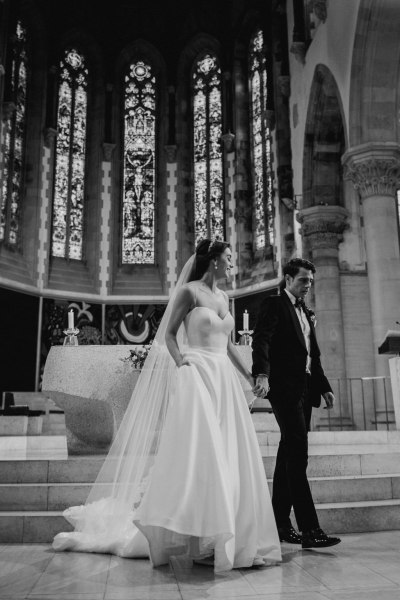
[2,500,400,543]
[1,440,400,542]
[1,472,399,512]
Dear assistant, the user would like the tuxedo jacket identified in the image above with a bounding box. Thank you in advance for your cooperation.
[251,292,332,408]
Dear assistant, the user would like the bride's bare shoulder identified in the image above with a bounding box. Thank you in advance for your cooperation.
[183,281,202,293]
[176,281,198,300]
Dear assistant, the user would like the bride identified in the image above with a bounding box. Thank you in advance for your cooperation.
[52,239,282,573]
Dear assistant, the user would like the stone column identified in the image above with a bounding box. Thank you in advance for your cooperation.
[342,143,400,378]
[297,205,351,428]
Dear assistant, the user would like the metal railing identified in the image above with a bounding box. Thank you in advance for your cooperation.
[311,376,395,431]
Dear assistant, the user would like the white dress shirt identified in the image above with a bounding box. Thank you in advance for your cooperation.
[284,289,312,374]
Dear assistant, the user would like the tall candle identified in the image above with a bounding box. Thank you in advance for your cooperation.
[68,309,74,330]
[243,310,249,331]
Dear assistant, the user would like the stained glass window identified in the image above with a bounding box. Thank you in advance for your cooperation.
[122,60,156,264]
[51,48,88,260]
[193,54,224,246]
[0,21,28,248]
[249,29,274,249]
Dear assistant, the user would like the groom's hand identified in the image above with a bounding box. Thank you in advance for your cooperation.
[253,375,269,398]
[322,391,335,409]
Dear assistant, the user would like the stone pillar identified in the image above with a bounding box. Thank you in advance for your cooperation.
[297,205,351,428]
[342,143,400,378]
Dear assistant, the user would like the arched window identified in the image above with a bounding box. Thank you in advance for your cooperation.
[192,53,224,246]
[122,60,156,264]
[51,48,88,260]
[249,29,274,250]
[0,20,28,248]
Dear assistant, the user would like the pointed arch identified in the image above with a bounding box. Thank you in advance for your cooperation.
[349,0,400,145]
[115,40,167,267]
[121,59,157,264]
[303,65,346,209]
[192,50,224,245]
[248,27,274,250]
[51,47,88,260]
[175,34,223,260]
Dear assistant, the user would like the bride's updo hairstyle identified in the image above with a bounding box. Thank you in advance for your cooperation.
[189,238,231,282]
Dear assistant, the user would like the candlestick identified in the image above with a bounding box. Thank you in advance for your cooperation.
[68,309,74,330]
[243,310,249,331]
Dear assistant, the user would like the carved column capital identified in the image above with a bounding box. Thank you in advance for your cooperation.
[43,127,57,148]
[164,144,177,163]
[297,205,349,250]
[342,142,400,199]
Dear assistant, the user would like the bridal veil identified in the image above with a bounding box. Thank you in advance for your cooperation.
[53,255,195,555]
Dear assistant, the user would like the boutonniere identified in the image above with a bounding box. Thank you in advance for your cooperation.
[306,307,317,327]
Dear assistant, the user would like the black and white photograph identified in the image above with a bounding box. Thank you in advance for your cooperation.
[0,0,400,598]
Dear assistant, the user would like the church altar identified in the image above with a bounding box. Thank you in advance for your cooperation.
[41,344,264,454]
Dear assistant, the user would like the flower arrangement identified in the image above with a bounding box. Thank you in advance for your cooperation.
[121,343,152,370]
[77,325,102,345]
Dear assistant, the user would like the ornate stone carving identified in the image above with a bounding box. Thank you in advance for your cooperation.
[43,127,57,148]
[297,205,349,250]
[164,144,177,163]
[221,132,235,153]
[2,101,16,121]
[277,75,290,98]
[102,142,116,162]
[344,159,400,199]
[342,142,400,199]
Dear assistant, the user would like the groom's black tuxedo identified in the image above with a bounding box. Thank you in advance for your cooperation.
[252,291,332,533]
[251,292,332,407]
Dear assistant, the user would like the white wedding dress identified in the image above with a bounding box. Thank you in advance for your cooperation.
[53,306,281,572]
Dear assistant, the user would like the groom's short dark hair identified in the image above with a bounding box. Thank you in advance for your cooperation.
[283,258,316,279]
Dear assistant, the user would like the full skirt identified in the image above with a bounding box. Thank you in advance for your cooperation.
[53,346,281,573]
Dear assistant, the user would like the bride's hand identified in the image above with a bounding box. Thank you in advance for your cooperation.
[176,356,191,368]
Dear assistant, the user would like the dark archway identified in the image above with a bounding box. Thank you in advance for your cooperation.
[303,64,346,209]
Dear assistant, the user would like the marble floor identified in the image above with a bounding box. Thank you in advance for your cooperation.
[0,531,399,600]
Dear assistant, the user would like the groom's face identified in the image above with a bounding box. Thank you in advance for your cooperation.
[286,267,314,299]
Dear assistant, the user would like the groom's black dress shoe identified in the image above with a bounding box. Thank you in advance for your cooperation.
[302,527,341,549]
[278,525,302,544]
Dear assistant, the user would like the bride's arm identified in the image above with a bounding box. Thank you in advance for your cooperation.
[227,338,254,386]
[165,286,193,367]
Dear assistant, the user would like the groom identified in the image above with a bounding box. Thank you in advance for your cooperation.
[251,258,341,549]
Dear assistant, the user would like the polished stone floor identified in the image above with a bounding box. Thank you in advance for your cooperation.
[0,531,399,600]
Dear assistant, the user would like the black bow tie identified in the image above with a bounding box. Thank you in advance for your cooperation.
[294,297,305,310]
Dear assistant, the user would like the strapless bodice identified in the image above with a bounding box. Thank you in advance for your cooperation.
[184,307,234,350]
